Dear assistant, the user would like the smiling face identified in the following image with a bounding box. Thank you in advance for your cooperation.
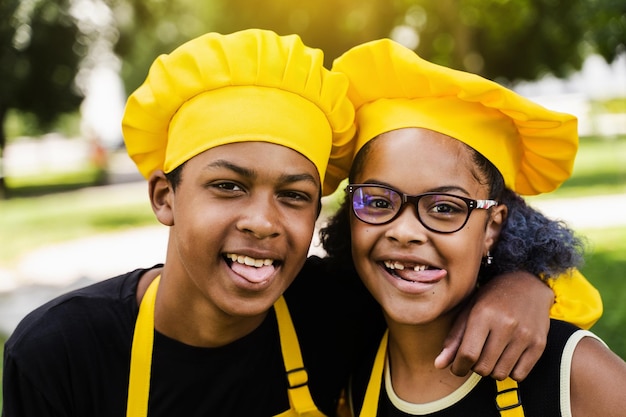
[152,141,321,323]
[350,128,505,326]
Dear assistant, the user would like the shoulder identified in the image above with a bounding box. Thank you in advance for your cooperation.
[5,267,150,355]
[567,328,626,416]
[3,267,157,416]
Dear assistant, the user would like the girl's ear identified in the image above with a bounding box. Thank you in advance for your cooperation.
[484,204,507,254]
[149,171,175,226]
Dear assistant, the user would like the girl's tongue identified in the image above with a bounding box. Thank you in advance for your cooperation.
[231,262,275,283]
[392,267,446,283]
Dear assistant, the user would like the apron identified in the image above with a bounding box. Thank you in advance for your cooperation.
[126,275,327,417]
[357,331,525,417]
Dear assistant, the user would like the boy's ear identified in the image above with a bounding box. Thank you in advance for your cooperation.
[484,204,507,254]
[149,171,174,226]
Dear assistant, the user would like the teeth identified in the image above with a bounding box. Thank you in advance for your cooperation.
[384,260,427,271]
[226,253,274,268]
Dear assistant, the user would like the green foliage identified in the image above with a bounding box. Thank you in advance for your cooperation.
[1,0,83,128]
[581,227,626,357]
[582,0,626,64]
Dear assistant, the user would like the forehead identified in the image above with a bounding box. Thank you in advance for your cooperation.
[184,141,320,182]
[356,128,481,192]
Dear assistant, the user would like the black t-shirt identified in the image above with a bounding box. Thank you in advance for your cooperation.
[2,257,383,417]
[348,319,580,417]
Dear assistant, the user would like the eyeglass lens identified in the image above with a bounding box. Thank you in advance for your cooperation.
[350,185,473,233]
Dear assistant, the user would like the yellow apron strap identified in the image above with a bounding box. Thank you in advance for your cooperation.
[126,283,323,417]
[357,330,388,417]
[495,377,525,417]
[126,275,160,417]
[355,331,525,417]
[273,296,325,416]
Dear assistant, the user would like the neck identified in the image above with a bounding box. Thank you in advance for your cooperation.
[142,270,268,348]
[385,313,471,404]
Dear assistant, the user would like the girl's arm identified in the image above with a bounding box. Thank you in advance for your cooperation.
[570,336,626,417]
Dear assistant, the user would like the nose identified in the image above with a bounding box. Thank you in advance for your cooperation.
[236,194,281,239]
[384,204,428,245]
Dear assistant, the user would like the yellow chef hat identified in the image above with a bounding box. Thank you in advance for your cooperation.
[122,29,355,191]
[329,38,578,196]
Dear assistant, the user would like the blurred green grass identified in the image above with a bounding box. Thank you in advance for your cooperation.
[539,134,626,198]
[580,227,626,357]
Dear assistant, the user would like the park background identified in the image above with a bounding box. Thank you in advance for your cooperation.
[1,0,625,408]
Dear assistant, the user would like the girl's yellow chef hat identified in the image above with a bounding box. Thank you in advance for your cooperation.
[329,38,578,196]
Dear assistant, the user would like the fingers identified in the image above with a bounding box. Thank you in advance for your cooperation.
[435,306,469,369]
[449,312,547,381]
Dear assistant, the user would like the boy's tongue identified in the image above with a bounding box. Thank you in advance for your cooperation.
[230,262,275,283]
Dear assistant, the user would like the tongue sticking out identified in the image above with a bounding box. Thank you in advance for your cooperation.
[393,268,446,283]
[230,262,276,283]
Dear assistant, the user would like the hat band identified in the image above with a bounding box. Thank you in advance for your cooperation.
[167,86,333,181]
[354,97,522,191]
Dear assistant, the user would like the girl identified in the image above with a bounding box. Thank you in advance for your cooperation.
[323,39,626,416]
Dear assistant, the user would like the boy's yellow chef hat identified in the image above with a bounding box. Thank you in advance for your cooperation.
[329,38,578,196]
[122,29,355,192]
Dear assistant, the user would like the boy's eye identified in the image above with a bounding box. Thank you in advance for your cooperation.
[210,182,244,192]
[278,190,311,202]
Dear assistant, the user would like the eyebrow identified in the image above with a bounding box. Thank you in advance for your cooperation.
[361,179,471,196]
[205,159,319,186]
[206,159,255,178]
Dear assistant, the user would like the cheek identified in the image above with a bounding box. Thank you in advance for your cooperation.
[286,210,318,248]
[350,220,377,267]
[443,228,486,279]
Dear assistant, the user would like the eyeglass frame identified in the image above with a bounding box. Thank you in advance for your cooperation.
[346,183,499,234]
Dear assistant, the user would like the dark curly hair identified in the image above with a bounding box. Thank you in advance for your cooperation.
[320,136,585,283]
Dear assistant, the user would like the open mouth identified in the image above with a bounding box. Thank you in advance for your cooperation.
[382,260,442,283]
[225,253,275,267]
[224,253,280,283]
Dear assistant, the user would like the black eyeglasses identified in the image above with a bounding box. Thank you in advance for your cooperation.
[347,184,498,234]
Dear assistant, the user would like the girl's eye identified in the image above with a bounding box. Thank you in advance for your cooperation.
[366,197,393,210]
[429,202,464,216]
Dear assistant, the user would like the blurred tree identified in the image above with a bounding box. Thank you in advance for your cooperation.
[0,0,84,197]
[137,0,622,83]
[110,0,218,92]
[394,0,585,82]
[211,0,399,67]
[1,0,624,198]
[583,0,626,64]
[392,0,625,84]
[108,0,398,89]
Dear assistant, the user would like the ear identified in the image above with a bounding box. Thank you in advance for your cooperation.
[149,170,175,226]
[483,204,507,254]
